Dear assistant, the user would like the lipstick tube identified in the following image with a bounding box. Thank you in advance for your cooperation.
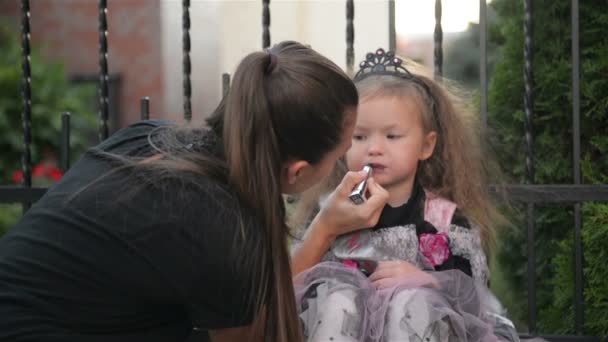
[349,165,372,204]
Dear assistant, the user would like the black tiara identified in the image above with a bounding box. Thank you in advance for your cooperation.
[354,48,414,81]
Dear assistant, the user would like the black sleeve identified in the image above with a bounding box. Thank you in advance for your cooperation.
[441,209,473,276]
[434,255,473,277]
[85,121,262,329]
[125,178,263,330]
[0,121,260,340]
[94,120,260,329]
[450,208,472,229]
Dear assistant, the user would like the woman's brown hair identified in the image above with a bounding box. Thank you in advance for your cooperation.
[213,41,358,341]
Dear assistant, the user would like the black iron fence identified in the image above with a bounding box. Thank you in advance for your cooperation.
[0,1,606,341]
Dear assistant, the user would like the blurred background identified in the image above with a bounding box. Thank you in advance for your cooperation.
[0,0,606,338]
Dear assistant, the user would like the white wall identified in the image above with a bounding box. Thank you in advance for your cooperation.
[161,0,389,122]
[161,0,222,123]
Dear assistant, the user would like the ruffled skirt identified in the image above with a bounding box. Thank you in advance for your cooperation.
[295,262,520,342]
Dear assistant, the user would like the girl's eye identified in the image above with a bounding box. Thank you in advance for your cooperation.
[387,134,402,139]
[353,135,366,141]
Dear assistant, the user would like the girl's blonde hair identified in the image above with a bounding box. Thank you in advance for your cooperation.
[291,59,506,259]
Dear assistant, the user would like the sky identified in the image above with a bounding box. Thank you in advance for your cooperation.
[396,0,490,35]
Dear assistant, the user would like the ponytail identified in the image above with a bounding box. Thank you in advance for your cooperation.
[223,51,302,341]
[217,41,357,340]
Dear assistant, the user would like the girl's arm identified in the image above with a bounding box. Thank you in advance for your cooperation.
[290,214,337,277]
[291,172,388,276]
[369,260,439,289]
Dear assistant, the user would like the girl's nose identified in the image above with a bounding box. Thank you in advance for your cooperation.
[367,136,384,156]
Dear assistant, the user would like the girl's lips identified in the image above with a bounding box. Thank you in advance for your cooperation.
[368,163,386,171]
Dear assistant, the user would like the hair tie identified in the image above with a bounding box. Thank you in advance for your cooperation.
[265,51,278,74]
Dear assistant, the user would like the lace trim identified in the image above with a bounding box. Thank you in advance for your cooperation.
[373,225,419,264]
[324,224,489,284]
[446,224,489,284]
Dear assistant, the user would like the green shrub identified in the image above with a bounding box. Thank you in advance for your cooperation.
[542,203,608,338]
[0,20,96,234]
[488,0,608,336]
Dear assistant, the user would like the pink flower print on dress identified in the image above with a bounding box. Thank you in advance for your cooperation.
[346,233,361,253]
[342,260,358,270]
[419,232,450,267]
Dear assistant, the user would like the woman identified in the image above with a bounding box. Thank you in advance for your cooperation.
[0,41,387,342]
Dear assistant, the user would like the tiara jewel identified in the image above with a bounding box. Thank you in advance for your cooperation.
[354,48,413,81]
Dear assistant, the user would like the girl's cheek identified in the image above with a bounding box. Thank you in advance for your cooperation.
[344,152,358,170]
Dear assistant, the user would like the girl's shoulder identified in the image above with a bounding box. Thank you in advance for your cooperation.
[423,190,457,231]
[422,190,472,231]
[423,191,487,283]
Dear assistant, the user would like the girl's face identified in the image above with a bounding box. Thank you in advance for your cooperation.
[346,95,436,205]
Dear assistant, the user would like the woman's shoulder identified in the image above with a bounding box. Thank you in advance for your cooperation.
[95,119,174,155]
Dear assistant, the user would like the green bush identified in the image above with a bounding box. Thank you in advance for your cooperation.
[488,0,608,336]
[542,203,608,337]
[0,20,96,233]
[0,204,21,236]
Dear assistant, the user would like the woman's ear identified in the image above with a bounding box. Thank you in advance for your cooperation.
[420,131,437,161]
[284,160,311,185]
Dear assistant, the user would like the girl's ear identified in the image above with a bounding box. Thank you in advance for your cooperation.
[420,131,437,161]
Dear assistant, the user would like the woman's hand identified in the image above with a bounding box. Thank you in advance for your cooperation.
[369,260,439,289]
[291,170,388,277]
[314,170,389,239]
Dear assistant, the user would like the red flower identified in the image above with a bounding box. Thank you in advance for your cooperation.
[47,167,63,181]
[11,170,24,184]
[10,164,63,185]
[419,232,450,267]
[32,164,46,177]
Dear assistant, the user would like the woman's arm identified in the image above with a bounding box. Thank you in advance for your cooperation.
[209,325,257,342]
[291,172,389,276]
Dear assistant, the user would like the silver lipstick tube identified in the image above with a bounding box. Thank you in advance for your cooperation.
[349,165,372,204]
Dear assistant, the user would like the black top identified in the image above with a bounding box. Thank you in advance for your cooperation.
[0,121,262,341]
[371,181,473,277]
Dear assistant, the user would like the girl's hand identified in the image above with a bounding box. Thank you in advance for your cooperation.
[314,170,389,239]
[369,260,439,289]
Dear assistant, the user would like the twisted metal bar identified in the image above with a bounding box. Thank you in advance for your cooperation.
[346,0,354,74]
[523,0,535,184]
[388,0,396,52]
[433,0,443,80]
[60,112,71,173]
[262,0,270,48]
[98,0,109,141]
[182,0,192,121]
[571,0,584,334]
[523,0,536,334]
[140,97,150,121]
[20,0,32,189]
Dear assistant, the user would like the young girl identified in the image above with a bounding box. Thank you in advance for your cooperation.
[291,49,519,341]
